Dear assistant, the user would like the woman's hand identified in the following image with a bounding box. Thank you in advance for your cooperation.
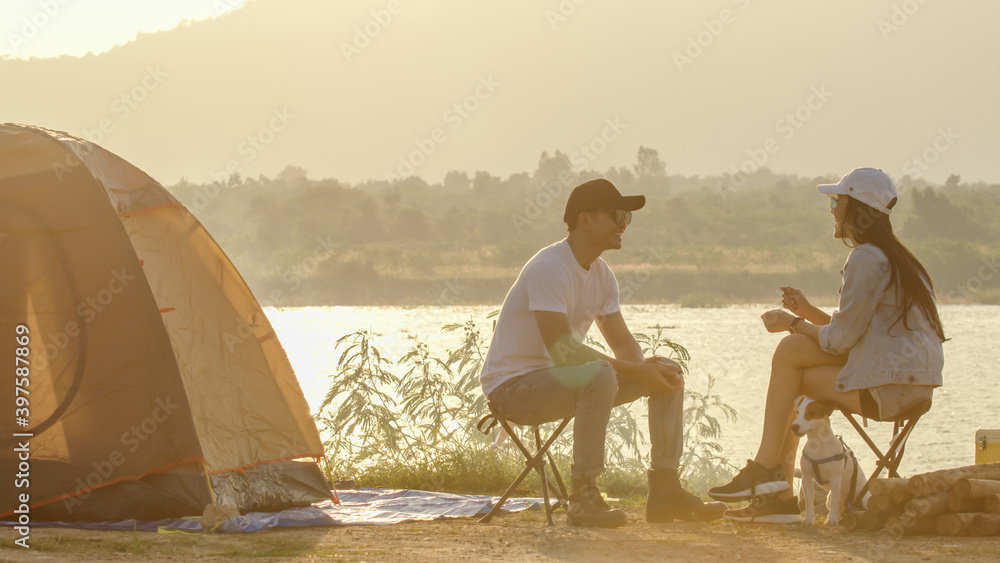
[761,309,795,333]
[780,286,812,315]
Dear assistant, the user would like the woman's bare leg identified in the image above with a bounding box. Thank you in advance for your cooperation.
[714,335,863,502]
[765,362,863,500]
[754,335,848,467]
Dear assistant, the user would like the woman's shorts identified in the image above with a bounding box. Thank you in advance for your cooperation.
[860,384,934,420]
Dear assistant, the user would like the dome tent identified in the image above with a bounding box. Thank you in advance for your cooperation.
[0,123,331,522]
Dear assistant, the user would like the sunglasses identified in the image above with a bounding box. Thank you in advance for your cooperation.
[829,196,839,212]
[600,209,632,225]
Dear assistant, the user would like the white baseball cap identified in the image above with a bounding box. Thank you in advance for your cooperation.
[817,167,898,215]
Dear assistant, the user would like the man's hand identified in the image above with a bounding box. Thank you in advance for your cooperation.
[761,308,795,333]
[632,356,684,393]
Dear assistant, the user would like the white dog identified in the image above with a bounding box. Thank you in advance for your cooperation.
[790,395,870,525]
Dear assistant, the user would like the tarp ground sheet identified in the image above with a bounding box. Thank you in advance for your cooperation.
[0,489,545,533]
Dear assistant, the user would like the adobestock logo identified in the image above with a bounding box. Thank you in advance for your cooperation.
[672,0,752,73]
[901,127,959,179]
[211,0,243,17]
[62,396,180,514]
[944,255,999,302]
[617,247,673,303]
[384,75,501,182]
[33,267,136,372]
[340,0,408,64]
[190,106,296,212]
[6,0,73,55]
[509,117,628,234]
[256,234,341,308]
[545,0,588,30]
[878,0,932,40]
[78,65,169,147]
[51,66,169,182]
[568,118,628,170]
[718,84,834,193]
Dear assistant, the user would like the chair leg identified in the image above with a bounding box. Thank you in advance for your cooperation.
[536,419,572,524]
[479,462,537,524]
[873,417,920,479]
[534,427,556,525]
[884,419,919,478]
[480,420,546,523]
[887,442,907,478]
[545,448,569,503]
[479,417,571,525]
[844,413,888,461]
[849,415,923,508]
[884,417,920,478]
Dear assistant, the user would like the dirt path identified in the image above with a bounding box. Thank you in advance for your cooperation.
[3,507,1000,562]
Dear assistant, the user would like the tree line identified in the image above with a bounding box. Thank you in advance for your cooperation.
[166,149,1000,306]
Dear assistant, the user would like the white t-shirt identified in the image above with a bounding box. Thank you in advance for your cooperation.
[480,239,621,396]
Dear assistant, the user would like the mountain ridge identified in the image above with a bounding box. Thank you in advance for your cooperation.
[3,0,999,184]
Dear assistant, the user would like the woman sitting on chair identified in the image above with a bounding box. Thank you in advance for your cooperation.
[708,168,946,523]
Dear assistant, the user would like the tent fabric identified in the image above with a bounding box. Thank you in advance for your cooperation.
[27,460,211,522]
[209,459,331,513]
[0,489,546,533]
[0,123,331,521]
[121,204,323,473]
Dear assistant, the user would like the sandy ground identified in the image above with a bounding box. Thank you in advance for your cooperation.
[2,506,1000,562]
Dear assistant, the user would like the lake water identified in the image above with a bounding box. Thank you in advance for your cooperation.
[266,304,999,477]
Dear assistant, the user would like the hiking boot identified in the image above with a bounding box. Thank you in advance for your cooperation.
[646,469,727,523]
[724,495,803,524]
[567,480,628,528]
[707,459,789,501]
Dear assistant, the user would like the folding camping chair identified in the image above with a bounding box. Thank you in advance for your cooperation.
[476,401,571,525]
[841,396,932,510]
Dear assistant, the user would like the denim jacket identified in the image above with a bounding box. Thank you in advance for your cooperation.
[818,244,945,392]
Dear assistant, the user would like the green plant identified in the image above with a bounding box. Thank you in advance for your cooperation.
[679,373,740,494]
[316,318,739,500]
[128,521,149,555]
[635,327,691,372]
[397,341,454,445]
[317,330,409,477]
[628,330,738,491]
[440,313,495,439]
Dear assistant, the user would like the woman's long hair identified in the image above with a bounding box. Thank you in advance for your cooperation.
[842,196,946,342]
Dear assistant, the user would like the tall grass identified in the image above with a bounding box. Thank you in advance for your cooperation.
[315,315,739,500]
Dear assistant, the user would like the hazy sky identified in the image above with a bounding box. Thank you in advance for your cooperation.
[3,1,999,185]
[1,1,247,58]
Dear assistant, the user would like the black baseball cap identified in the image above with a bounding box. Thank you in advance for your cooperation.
[563,179,645,225]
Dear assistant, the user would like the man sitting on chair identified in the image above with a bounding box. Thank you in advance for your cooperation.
[479,179,726,528]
